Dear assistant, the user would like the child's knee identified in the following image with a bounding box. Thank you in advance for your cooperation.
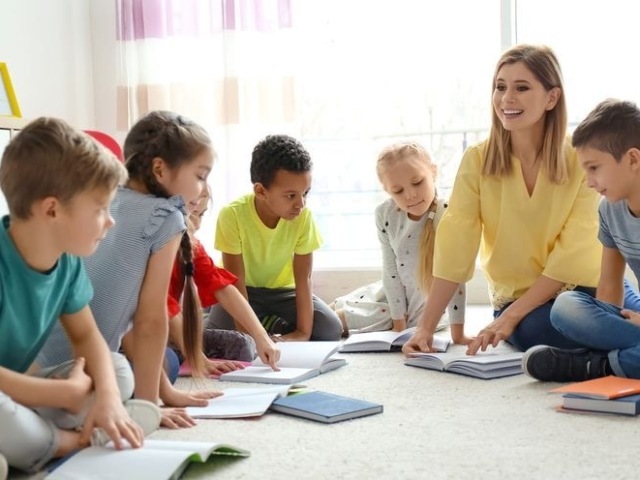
[111,352,134,400]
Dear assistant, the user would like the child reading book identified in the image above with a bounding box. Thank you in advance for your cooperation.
[0,118,159,475]
[37,111,223,429]
[166,188,280,378]
[208,134,343,341]
[524,99,640,382]
[332,142,466,338]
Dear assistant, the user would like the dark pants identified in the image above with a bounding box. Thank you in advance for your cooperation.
[207,287,343,341]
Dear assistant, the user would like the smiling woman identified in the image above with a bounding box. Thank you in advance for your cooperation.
[402,44,602,358]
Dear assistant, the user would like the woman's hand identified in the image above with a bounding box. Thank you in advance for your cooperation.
[621,309,640,326]
[466,314,518,355]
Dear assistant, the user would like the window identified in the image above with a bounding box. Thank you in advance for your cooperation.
[201,0,502,267]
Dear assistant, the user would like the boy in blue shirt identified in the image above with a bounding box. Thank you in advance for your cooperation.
[524,99,640,381]
[209,134,342,341]
[0,118,159,476]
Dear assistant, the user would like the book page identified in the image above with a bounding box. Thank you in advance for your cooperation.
[252,341,341,369]
[184,386,290,418]
[219,366,319,384]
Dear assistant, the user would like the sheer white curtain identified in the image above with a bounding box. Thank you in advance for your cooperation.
[116,0,501,267]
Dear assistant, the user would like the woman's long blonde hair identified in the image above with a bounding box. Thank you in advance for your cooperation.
[483,44,568,184]
[377,142,438,293]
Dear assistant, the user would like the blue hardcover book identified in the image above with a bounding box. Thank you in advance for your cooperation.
[562,393,640,416]
[269,391,383,423]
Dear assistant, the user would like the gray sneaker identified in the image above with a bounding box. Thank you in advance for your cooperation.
[0,453,7,480]
[91,399,161,447]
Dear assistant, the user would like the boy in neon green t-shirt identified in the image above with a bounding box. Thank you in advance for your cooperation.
[210,135,342,341]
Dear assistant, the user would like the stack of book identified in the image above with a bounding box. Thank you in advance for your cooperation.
[551,376,640,416]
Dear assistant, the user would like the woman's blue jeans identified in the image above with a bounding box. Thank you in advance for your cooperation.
[549,280,640,378]
[495,286,597,352]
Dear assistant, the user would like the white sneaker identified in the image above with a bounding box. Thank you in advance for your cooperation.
[0,453,7,480]
[91,399,161,447]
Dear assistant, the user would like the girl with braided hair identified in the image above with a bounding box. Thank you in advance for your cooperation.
[38,111,223,429]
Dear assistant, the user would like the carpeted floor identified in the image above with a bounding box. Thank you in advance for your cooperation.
[150,306,637,480]
[13,306,638,480]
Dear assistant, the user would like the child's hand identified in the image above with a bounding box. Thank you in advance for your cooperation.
[621,309,640,326]
[402,329,435,356]
[255,336,281,371]
[204,358,246,376]
[62,357,93,414]
[161,384,221,409]
[280,330,311,342]
[450,323,473,345]
[80,394,145,449]
[392,317,407,332]
[160,407,197,429]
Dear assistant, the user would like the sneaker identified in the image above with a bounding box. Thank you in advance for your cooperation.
[91,399,161,447]
[0,453,7,480]
[523,345,612,382]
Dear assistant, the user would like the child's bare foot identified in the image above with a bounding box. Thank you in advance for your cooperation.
[55,429,83,458]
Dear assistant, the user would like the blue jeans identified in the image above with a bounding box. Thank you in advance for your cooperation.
[164,348,180,385]
[550,280,640,378]
[495,286,596,352]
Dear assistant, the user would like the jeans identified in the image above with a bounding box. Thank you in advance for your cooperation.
[550,280,640,378]
[164,347,181,385]
[495,286,596,352]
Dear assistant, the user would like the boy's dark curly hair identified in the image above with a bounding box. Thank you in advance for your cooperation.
[250,134,312,188]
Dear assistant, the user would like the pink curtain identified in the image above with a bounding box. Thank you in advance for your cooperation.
[116,0,296,131]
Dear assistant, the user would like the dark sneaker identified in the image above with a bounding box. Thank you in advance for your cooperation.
[523,345,612,382]
[260,314,290,335]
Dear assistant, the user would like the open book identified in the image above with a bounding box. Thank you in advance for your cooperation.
[340,327,450,353]
[185,385,291,419]
[404,343,523,379]
[219,341,347,385]
[45,439,249,480]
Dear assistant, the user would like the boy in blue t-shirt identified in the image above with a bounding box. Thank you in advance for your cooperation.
[524,99,640,382]
[209,134,342,341]
[0,118,159,476]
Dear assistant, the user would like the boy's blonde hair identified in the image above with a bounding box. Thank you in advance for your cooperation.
[483,44,568,184]
[0,117,127,219]
[377,142,438,293]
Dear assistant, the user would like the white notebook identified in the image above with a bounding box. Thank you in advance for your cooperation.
[46,439,249,480]
[185,385,291,418]
[219,341,347,385]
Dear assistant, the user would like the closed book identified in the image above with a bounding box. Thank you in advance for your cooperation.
[269,391,383,423]
[562,393,640,416]
[340,327,450,353]
[550,375,640,400]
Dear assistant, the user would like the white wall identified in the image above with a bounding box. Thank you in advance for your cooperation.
[0,0,95,126]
